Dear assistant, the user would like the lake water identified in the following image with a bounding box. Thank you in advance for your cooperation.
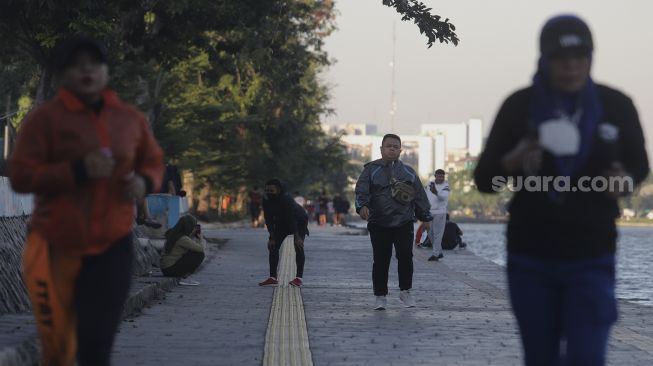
[350,221,652,306]
[460,223,653,307]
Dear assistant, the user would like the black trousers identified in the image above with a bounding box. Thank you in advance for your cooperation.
[75,235,133,366]
[269,231,306,278]
[368,222,414,296]
[161,251,205,277]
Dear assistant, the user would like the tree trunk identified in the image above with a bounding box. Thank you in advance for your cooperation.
[182,170,194,210]
[233,186,248,214]
[196,182,211,215]
[34,67,54,105]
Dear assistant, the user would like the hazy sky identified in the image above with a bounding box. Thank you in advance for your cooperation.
[322,0,653,162]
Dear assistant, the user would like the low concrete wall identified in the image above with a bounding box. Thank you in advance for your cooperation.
[0,216,31,314]
[0,178,32,314]
[0,178,32,217]
[0,179,163,314]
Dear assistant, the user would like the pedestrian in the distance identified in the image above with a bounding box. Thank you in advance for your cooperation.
[318,191,329,226]
[248,186,263,228]
[294,191,306,208]
[259,179,310,288]
[333,193,350,226]
[425,169,450,261]
[355,134,433,310]
[9,36,164,366]
[474,15,649,366]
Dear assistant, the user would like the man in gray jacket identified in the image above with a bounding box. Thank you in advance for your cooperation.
[355,134,433,310]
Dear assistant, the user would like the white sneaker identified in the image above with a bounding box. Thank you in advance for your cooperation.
[179,279,200,286]
[374,296,387,310]
[400,290,415,308]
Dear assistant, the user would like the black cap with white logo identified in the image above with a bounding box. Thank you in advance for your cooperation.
[540,16,594,57]
[53,35,108,73]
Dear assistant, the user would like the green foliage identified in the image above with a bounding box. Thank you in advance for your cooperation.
[383,0,459,47]
[622,174,653,217]
[0,0,351,197]
[448,169,511,217]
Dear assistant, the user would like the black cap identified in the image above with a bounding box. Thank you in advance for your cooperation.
[53,35,108,72]
[540,16,593,57]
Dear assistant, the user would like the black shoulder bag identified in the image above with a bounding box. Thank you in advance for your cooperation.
[386,162,416,205]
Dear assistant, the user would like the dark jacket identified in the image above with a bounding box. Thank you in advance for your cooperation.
[474,84,649,259]
[355,159,432,228]
[334,197,350,214]
[442,221,462,250]
[263,192,309,237]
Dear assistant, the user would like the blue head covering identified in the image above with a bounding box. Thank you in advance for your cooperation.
[530,15,602,178]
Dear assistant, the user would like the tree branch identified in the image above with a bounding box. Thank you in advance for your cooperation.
[383,0,459,47]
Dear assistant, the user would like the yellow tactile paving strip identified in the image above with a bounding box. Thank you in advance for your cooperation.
[263,238,313,366]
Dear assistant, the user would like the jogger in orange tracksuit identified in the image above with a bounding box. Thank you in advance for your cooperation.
[9,36,164,366]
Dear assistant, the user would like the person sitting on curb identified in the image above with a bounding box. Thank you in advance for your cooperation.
[160,215,205,285]
[441,214,465,250]
[414,221,431,248]
[259,178,309,288]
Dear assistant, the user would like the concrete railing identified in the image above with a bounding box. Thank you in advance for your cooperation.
[0,177,33,217]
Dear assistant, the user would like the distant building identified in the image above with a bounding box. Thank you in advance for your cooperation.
[420,119,483,173]
[325,119,484,179]
[433,134,446,174]
[324,123,377,136]
[421,123,467,149]
[341,134,380,163]
[467,118,483,157]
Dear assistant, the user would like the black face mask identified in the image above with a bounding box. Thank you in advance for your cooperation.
[265,188,281,201]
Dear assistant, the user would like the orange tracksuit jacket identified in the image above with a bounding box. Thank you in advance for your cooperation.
[9,88,164,254]
[8,88,165,366]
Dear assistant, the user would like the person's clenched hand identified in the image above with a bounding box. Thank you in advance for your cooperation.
[294,234,304,249]
[124,173,147,203]
[84,150,115,178]
[359,206,370,221]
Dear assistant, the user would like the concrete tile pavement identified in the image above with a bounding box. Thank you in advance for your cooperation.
[302,228,522,366]
[110,224,653,366]
[112,228,273,366]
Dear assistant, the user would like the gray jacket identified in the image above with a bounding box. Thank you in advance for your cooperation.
[355,159,432,228]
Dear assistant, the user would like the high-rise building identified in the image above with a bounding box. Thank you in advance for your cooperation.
[467,118,483,157]
[421,123,467,149]
[433,134,446,174]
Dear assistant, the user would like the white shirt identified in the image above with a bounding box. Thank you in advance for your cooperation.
[294,196,306,207]
[425,180,450,214]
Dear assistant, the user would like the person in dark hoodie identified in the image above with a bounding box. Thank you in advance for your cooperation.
[355,133,433,310]
[474,16,649,366]
[259,178,309,287]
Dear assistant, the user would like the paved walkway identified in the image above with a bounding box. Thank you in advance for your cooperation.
[111,225,653,366]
